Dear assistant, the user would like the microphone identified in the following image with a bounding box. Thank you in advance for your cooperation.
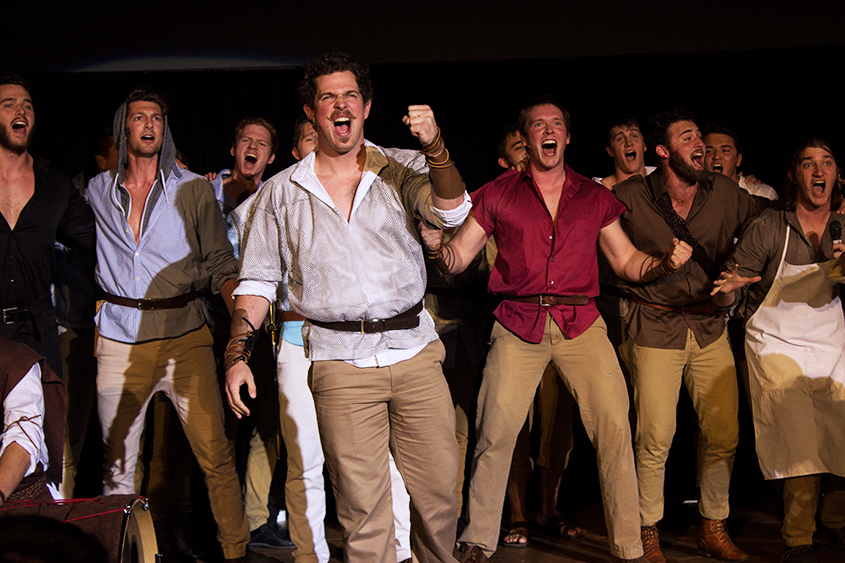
[831,220,842,246]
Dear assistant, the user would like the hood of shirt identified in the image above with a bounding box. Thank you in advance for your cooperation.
[112,98,179,182]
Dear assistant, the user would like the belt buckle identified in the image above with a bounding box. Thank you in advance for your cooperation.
[538,296,551,307]
[137,298,154,311]
[2,307,24,324]
[362,318,383,334]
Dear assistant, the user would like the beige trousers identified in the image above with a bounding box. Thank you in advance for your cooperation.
[461,315,642,560]
[96,326,249,559]
[630,329,739,525]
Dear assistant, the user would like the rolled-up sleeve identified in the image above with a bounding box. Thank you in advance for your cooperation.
[1,364,46,476]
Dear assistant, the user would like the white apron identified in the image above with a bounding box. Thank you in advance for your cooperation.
[745,226,845,480]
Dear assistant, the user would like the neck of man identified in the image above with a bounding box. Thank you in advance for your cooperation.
[313,141,367,178]
[660,162,698,204]
[125,152,160,190]
[0,147,33,177]
[529,158,567,191]
[615,164,647,184]
[224,169,261,204]
[796,198,832,237]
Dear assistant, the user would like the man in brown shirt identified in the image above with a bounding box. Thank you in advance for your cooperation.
[613,109,765,563]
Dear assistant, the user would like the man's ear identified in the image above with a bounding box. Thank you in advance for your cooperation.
[498,157,509,169]
[655,144,670,159]
[605,146,614,158]
[230,146,236,158]
[303,105,314,121]
[736,152,743,169]
[787,169,794,184]
[95,154,107,171]
[268,153,276,165]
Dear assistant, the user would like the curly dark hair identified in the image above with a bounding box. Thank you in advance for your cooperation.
[298,52,373,108]
[646,108,696,153]
[0,73,32,98]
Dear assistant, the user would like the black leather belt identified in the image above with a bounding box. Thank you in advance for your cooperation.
[308,301,423,334]
[103,290,198,311]
[2,297,53,324]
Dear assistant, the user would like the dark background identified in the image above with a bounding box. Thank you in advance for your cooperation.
[10,1,845,192]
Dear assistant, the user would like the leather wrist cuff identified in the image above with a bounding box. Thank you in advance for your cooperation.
[224,312,258,372]
[640,253,675,283]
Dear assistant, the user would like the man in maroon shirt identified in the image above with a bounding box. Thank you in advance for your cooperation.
[422,96,691,563]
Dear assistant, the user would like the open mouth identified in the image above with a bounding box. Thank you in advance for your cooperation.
[691,150,704,168]
[712,163,723,173]
[813,180,826,196]
[541,139,557,153]
[245,153,258,164]
[11,119,26,131]
[625,150,637,162]
[333,116,351,137]
[141,134,155,141]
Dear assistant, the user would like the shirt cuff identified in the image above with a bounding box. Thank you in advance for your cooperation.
[0,363,45,476]
[431,191,472,229]
[233,279,279,304]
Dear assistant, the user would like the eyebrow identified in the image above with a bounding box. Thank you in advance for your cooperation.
[1,97,32,105]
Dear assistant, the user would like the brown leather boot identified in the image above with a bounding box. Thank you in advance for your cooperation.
[697,517,749,561]
[458,544,489,563]
[641,525,667,563]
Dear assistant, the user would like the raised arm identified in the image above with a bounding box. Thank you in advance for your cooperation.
[403,105,466,210]
[599,218,692,282]
[224,294,272,419]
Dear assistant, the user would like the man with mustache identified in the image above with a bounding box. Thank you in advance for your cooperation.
[0,74,94,379]
[613,109,767,563]
[226,52,471,562]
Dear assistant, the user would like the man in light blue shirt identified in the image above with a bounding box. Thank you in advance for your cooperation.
[86,86,249,561]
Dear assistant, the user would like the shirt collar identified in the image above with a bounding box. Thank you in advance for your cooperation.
[290,140,388,215]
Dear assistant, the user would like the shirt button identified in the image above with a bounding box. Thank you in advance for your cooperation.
[551,258,555,262]
[135,252,139,256]
[136,277,140,281]
[550,280,554,284]
[548,235,553,240]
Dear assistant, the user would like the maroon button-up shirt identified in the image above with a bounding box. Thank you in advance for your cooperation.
[472,165,625,343]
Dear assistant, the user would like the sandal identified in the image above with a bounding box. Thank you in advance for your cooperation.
[501,521,530,548]
[540,516,584,539]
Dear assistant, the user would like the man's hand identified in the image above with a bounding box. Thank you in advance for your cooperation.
[418,221,443,252]
[402,105,438,146]
[225,362,256,419]
[743,174,762,186]
[711,263,762,296]
[204,171,218,182]
[833,241,845,260]
[669,238,693,271]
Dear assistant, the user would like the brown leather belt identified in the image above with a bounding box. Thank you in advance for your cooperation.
[104,290,198,311]
[308,301,423,334]
[279,310,306,323]
[506,294,590,306]
[2,297,53,324]
[631,296,719,316]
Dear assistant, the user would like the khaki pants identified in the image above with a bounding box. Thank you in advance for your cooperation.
[310,339,459,563]
[96,326,249,559]
[630,329,739,525]
[461,316,642,560]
